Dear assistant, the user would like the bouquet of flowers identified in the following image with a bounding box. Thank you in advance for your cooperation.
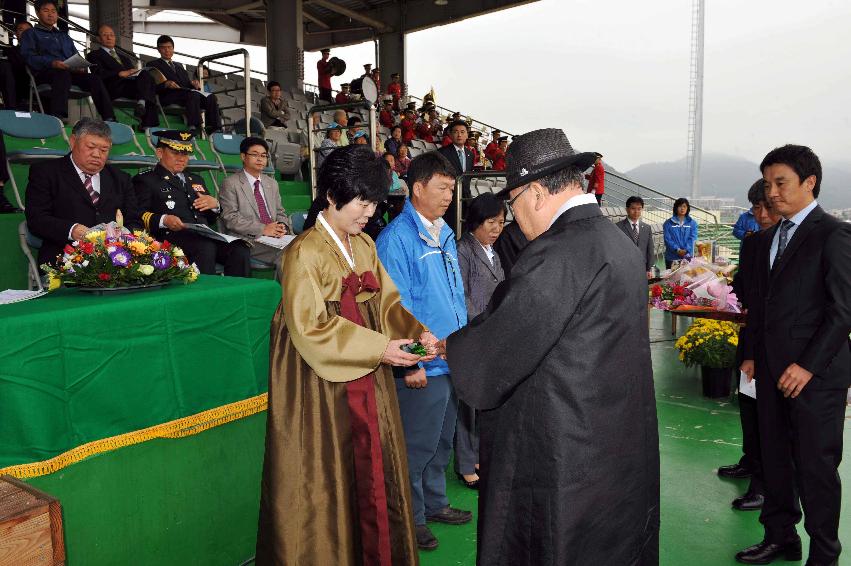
[674,319,739,368]
[650,258,741,313]
[42,221,199,290]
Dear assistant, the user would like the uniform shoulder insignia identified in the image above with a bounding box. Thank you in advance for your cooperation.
[138,167,154,174]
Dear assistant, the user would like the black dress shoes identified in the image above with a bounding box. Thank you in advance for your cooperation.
[425,506,473,525]
[732,491,764,511]
[415,524,438,550]
[736,537,802,564]
[718,462,752,479]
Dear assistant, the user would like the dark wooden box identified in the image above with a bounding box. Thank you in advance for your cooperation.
[0,475,65,566]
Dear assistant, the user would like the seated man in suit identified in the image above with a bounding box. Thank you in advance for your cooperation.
[25,118,140,266]
[218,137,291,278]
[147,35,221,135]
[437,120,474,233]
[0,20,33,110]
[616,196,656,276]
[86,25,159,129]
[20,0,115,123]
[134,130,249,277]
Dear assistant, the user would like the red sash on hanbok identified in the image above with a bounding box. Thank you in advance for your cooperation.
[340,270,393,566]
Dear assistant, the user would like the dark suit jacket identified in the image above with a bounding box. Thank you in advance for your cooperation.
[493,221,528,276]
[742,206,851,389]
[732,229,769,366]
[25,155,141,266]
[456,231,505,318]
[447,204,659,566]
[437,143,475,175]
[86,47,136,89]
[616,218,655,271]
[133,163,218,238]
[147,58,194,92]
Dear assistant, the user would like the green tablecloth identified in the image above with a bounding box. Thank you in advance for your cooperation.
[0,275,280,469]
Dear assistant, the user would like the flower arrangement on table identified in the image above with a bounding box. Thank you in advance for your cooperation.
[674,318,739,368]
[650,258,741,313]
[42,220,199,290]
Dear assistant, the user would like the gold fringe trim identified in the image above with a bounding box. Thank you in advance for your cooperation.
[0,393,267,479]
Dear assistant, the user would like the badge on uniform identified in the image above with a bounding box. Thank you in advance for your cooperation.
[192,184,205,193]
[166,200,176,210]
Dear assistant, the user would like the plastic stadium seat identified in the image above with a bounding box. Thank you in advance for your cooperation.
[411,139,426,150]
[18,221,43,291]
[105,121,157,169]
[408,147,422,158]
[423,142,437,152]
[0,110,69,208]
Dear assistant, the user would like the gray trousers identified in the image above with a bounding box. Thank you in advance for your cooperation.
[250,242,284,280]
[395,373,457,525]
[454,399,479,475]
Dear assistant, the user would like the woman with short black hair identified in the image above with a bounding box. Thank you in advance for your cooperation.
[256,145,438,565]
[453,193,507,489]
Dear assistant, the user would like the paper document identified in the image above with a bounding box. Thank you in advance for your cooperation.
[0,289,47,305]
[255,235,296,250]
[63,53,92,70]
[739,371,756,399]
[183,223,243,244]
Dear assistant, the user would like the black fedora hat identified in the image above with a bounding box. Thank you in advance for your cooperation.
[495,128,597,197]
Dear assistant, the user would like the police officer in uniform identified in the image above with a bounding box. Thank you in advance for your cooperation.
[133,130,251,277]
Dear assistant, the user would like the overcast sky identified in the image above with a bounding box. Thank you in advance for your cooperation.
[131,0,851,172]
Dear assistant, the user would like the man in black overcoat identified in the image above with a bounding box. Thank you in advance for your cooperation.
[445,129,660,566]
[736,145,851,566]
[25,118,140,267]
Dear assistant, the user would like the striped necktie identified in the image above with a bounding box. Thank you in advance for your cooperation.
[775,219,795,262]
[631,222,639,244]
[109,49,121,64]
[83,173,99,206]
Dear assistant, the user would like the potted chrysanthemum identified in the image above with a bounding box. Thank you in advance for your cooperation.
[674,319,740,397]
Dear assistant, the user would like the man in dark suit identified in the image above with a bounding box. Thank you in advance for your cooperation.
[133,130,249,277]
[147,35,221,134]
[616,195,656,275]
[437,120,475,234]
[736,145,851,566]
[86,25,159,129]
[446,129,659,566]
[24,118,140,267]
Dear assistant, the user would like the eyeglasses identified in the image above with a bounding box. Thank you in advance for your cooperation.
[506,184,530,216]
[245,152,269,159]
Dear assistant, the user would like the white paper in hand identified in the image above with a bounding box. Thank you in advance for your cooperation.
[63,53,93,70]
[739,370,756,399]
[255,235,296,249]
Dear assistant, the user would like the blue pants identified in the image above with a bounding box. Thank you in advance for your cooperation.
[395,373,458,525]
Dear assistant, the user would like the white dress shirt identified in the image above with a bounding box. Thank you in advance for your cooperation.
[769,199,818,268]
[68,158,101,239]
[244,170,270,212]
[547,193,599,229]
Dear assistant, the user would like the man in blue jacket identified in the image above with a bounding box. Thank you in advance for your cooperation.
[376,151,471,551]
[732,182,765,252]
[21,0,115,123]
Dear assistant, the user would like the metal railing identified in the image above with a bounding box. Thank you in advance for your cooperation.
[198,49,252,136]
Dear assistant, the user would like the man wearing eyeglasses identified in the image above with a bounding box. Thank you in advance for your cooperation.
[219,137,291,278]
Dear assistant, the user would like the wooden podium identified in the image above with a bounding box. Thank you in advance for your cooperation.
[0,476,65,566]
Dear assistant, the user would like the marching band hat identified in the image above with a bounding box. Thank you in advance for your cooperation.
[156,130,195,154]
[321,48,330,53]
[498,136,509,142]
[496,128,597,197]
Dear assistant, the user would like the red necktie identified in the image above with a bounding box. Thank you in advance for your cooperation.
[84,173,99,206]
[253,179,272,224]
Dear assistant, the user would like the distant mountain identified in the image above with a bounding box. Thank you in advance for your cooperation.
[624,153,851,211]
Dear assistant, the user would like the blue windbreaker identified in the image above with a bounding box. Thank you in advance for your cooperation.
[663,215,699,261]
[376,199,467,377]
[732,209,760,241]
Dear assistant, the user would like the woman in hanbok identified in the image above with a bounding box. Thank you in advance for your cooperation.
[256,145,437,566]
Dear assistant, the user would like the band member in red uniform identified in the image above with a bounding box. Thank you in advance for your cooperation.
[484,129,501,164]
[336,83,351,104]
[585,152,605,205]
[387,73,403,111]
[416,112,435,144]
[400,108,416,145]
[317,49,332,103]
[379,97,395,129]
[491,136,508,171]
